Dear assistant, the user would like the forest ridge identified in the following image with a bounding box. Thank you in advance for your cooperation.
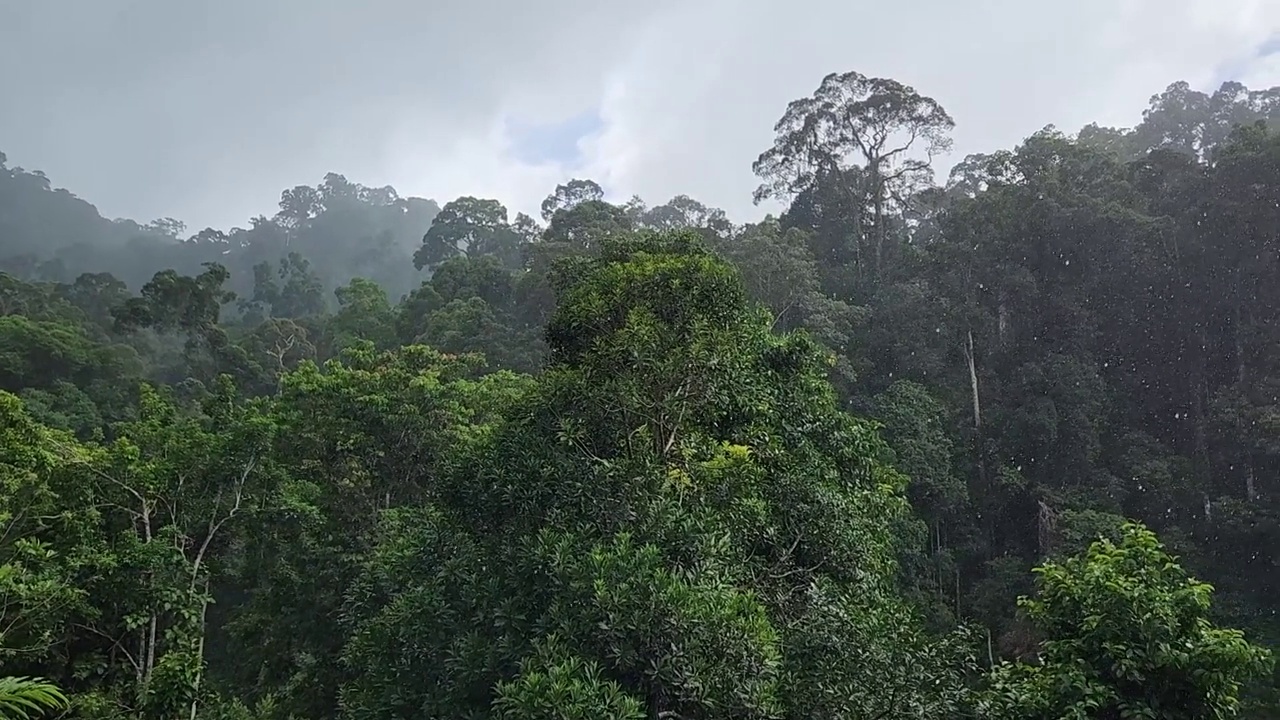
[1,72,1279,719]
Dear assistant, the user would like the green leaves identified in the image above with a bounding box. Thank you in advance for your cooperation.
[494,637,644,720]
[326,230,975,720]
[980,523,1272,720]
[415,196,526,271]
[0,379,286,718]
[15,81,1280,717]
[0,677,67,720]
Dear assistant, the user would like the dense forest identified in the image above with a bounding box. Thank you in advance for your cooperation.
[2,71,1280,719]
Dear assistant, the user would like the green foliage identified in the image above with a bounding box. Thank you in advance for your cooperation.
[0,677,68,720]
[493,637,645,720]
[2,68,1280,720]
[980,523,1272,719]
[415,196,526,271]
[335,231,974,720]
[874,380,965,517]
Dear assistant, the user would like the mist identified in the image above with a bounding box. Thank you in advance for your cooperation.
[4,3,1280,718]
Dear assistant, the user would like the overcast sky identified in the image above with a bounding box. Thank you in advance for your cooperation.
[2,0,1279,233]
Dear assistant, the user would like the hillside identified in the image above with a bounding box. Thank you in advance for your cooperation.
[2,73,1280,719]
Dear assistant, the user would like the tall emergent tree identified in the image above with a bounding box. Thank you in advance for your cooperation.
[753,70,954,286]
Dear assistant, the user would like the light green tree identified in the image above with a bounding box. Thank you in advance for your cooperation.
[979,522,1272,720]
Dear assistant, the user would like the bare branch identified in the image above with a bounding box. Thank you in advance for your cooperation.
[189,455,254,591]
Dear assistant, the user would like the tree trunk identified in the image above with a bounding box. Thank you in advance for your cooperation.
[872,166,885,279]
[964,331,982,430]
[141,500,158,689]
[1193,379,1211,473]
[189,581,210,720]
[964,328,991,551]
[1236,302,1247,384]
[954,567,960,618]
[997,299,1009,345]
[1246,457,1258,503]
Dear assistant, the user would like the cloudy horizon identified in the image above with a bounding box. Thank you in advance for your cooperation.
[2,0,1279,234]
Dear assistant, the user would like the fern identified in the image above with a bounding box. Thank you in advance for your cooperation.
[0,677,68,720]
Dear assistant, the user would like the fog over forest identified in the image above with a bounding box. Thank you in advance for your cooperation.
[3,3,1280,719]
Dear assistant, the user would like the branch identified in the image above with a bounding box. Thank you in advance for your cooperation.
[660,378,692,457]
[879,126,922,164]
[768,529,822,581]
[868,683,901,720]
[771,294,802,330]
[46,437,145,507]
[0,507,27,549]
[189,455,254,591]
[72,622,141,674]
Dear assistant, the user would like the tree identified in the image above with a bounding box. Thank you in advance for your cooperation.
[715,218,866,344]
[276,184,323,231]
[754,70,954,280]
[979,523,1272,720]
[59,272,130,332]
[240,317,316,382]
[145,217,187,240]
[226,345,525,719]
[414,197,525,271]
[874,380,966,522]
[1130,80,1280,162]
[246,252,326,319]
[540,179,605,221]
[540,199,632,255]
[112,263,235,335]
[392,256,543,371]
[638,195,734,242]
[326,277,396,353]
[338,230,975,720]
[111,264,251,388]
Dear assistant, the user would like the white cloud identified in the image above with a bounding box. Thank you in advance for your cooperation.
[1239,52,1280,89]
[1,0,1278,231]
[556,0,1280,223]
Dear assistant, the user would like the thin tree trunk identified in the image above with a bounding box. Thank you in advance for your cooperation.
[1236,302,1247,384]
[136,626,146,686]
[1246,457,1258,502]
[141,501,158,688]
[189,581,210,720]
[954,567,960,617]
[965,331,982,430]
[873,186,885,277]
[1193,379,1211,472]
[964,328,990,544]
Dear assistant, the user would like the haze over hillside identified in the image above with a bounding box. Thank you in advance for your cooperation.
[4,4,1280,719]
[3,0,1279,229]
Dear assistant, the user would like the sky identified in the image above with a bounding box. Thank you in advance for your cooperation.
[2,0,1280,233]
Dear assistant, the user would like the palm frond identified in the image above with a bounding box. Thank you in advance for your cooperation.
[0,677,68,720]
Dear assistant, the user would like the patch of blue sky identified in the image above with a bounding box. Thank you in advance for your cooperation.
[1209,33,1280,87]
[504,107,604,167]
